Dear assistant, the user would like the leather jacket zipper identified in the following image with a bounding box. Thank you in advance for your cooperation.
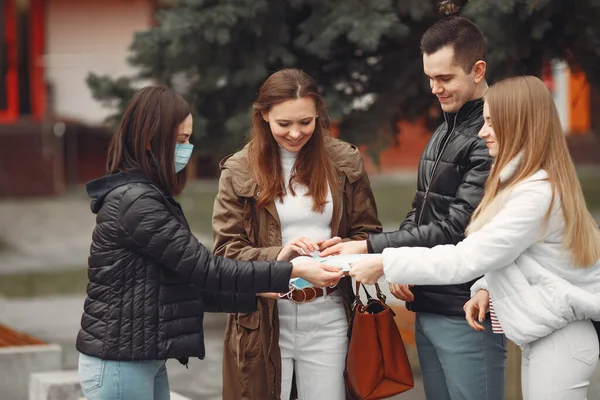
[417,112,459,226]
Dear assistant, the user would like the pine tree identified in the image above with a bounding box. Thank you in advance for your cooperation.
[87,0,600,169]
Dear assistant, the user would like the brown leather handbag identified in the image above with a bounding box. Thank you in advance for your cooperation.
[345,282,414,400]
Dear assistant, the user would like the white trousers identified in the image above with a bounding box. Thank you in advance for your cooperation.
[521,319,599,400]
[278,291,348,400]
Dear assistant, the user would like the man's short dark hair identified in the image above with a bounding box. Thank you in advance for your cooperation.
[420,16,486,72]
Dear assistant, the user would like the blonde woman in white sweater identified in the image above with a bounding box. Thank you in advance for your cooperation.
[350,75,600,399]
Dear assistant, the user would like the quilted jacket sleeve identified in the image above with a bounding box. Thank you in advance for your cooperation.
[201,292,258,313]
[368,138,491,252]
[118,187,292,295]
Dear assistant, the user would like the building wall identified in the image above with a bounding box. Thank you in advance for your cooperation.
[45,0,152,125]
[0,123,64,196]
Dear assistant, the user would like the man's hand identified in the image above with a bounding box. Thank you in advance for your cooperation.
[319,239,368,257]
[464,289,489,332]
[317,236,342,252]
[389,283,415,302]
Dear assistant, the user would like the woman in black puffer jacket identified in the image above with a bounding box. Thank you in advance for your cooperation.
[76,86,342,400]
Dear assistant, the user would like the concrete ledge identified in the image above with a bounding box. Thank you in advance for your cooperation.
[0,344,62,400]
[30,370,81,400]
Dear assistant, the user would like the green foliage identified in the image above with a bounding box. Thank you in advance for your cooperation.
[464,0,600,87]
[87,0,600,168]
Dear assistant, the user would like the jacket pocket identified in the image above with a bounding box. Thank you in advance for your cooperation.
[230,312,261,365]
[78,353,105,393]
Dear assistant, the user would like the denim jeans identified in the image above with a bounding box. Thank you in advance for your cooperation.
[415,312,507,400]
[78,353,170,400]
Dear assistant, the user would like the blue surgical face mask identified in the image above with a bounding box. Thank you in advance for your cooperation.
[174,143,194,173]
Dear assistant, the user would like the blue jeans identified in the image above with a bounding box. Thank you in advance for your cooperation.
[78,353,170,400]
[415,312,507,400]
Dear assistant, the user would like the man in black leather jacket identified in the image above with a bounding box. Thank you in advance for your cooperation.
[321,17,507,400]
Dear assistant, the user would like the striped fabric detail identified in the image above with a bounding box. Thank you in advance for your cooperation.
[489,300,504,334]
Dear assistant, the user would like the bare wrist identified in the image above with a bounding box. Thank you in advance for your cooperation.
[290,263,305,279]
[360,240,368,254]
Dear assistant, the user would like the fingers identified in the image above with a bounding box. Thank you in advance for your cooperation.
[464,302,485,332]
[348,257,384,285]
[478,302,486,324]
[257,292,281,299]
[394,284,414,302]
[318,236,342,251]
[389,283,406,300]
[315,269,343,287]
[320,264,343,273]
[319,243,343,257]
[290,237,318,255]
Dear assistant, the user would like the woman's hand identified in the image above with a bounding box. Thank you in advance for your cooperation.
[348,255,384,285]
[389,284,415,302]
[464,289,490,332]
[277,237,319,261]
[291,259,343,287]
[257,292,282,299]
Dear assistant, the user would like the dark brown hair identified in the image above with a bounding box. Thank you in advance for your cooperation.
[247,69,336,212]
[106,86,191,195]
[420,16,486,72]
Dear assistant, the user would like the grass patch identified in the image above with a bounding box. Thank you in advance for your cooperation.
[580,176,600,211]
[0,269,88,298]
[0,237,10,253]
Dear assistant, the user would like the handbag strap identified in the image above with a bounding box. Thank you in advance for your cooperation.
[354,281,388,305]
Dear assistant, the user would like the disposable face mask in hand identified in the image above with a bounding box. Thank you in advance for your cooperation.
[289,278,313,290]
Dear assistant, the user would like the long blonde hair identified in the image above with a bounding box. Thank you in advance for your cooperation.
[468,76,600,268]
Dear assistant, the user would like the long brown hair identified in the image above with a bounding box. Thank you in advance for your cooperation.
[106,86,191,195]
[247,69,336,212]
[469,76,600,267]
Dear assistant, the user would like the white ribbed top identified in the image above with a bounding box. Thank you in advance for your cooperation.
[275,146,333,247]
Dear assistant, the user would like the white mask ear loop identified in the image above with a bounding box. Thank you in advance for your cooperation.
[278,285,295,300]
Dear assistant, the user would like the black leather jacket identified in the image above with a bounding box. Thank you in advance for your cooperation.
[76,172,292,362]
[368,99,492,316]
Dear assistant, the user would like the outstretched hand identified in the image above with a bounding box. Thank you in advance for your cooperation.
[291,258,343,287]
[348,255,384,285]
[319,239,368,257]
[317,236,343,252]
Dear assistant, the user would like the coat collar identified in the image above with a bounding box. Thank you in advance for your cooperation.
[499,152,524,183]
[444,98,484,126]
[219,138,364,198]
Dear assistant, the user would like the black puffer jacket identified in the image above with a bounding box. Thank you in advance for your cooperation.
[76,172,292,362]
[368,99,492,316]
